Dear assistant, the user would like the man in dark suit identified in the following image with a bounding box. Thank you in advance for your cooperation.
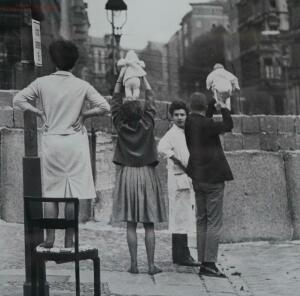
[185,92,233,277]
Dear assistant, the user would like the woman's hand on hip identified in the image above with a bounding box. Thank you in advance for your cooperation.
[72,115,84,132]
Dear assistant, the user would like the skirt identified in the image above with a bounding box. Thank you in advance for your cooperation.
[41,132,96,199]
[112,165,167,223]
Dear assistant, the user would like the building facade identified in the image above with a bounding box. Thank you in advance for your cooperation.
[286,0,300,114]
[139,41,169,101]
[180,2,229,60]
[237,0,289,114]
[89,35,111,95]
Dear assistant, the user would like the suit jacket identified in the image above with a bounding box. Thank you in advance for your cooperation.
[185,103,234,184]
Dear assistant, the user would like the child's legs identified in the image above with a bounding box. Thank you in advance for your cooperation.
[65,202,75,248]
[125,77,140,99]
[41,202,59,248]
[225,97,231,111]
[125,86,133,98]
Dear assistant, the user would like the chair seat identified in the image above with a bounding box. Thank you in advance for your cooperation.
[35,245,99,263]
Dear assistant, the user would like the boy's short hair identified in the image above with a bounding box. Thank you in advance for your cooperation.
[189,92,208,112]
[169,100,189,116]
[121,100,143,122]
[49,40,79,71]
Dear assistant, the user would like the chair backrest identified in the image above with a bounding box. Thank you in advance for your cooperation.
[24,197,80,253]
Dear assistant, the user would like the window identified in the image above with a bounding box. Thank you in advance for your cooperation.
[264,58,274,79]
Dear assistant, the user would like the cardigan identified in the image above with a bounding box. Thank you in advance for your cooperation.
[111,89,158,167]
[185,105,234,184]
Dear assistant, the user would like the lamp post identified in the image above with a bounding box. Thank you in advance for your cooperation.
[105,0,127,76]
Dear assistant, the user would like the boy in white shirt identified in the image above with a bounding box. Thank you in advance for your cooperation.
[158,101,199,266]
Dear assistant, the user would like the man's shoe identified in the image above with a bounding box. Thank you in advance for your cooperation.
[177,255,201,267]
[199,265,226,278]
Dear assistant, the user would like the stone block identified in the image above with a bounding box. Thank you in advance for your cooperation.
[0,129,24,223]
[232,115,242,133]
[13,110,24,128]
[0,90,17,107]
[284,151,300,239]
[155,119,171,138]
[260,116,278,133]
[224,133,243,151]
[278,116,295,134]
[243,134,260,150]
[222,151,292,242]
[259,133,279,151]
[296,134,300,150]
[0,107,13,127]
[241,116,260,134]
[277,134,296,150]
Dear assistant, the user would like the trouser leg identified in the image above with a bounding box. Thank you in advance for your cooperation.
[193,182,224,263]
[172,233,190,263]
[204,183,224,262]
[194,190,207,263]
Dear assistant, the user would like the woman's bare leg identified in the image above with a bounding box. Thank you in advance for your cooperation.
[144,223,162,275]
[40,202,58,248]
[127,222,139,273]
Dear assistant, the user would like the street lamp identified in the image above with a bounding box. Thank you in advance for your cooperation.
[105,0,127,75]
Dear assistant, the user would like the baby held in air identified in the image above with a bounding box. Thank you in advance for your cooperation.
[206,63,240,110]
[117,50,146,100]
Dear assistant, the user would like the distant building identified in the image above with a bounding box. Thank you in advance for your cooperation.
[139,41,169,101]
[237,0,289,114]
[180,2,229,60]
[165,31,182,100]
[89,36,111,95]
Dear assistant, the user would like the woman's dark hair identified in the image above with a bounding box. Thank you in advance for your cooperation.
[169,100,189,116]
[49,39,79,71]
[189,92,208,112]
[121,100,143,122]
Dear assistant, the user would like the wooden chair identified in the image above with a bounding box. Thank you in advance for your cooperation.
[24,197,101,296]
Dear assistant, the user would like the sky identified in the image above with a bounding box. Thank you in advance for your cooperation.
[87,0,207,50]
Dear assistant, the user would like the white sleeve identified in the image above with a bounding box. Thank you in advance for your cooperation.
[158,132,174,158]
[85,83,110,112]
[13,79,39,111]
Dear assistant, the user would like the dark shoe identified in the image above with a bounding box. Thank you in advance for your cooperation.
[199,265,226,278]
[177,255,201,267]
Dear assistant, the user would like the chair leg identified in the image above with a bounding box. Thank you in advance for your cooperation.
[38,261,46,296]
[31,259,37,296]
[93,257,101,296]
[75,259,80,296]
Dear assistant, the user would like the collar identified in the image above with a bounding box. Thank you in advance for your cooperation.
[172,123,185,132]
[52,71,74,76]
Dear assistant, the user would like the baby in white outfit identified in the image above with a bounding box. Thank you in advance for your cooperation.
[117,50,146,100]
[206,63,240,110]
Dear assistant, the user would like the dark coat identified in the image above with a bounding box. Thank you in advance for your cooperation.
[185,103,234,184]
[111,89,159,167]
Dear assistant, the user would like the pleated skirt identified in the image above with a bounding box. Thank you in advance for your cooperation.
[112,165,167,223]
[41,132,96,199]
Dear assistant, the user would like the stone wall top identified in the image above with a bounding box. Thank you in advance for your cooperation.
[2,90,300,151]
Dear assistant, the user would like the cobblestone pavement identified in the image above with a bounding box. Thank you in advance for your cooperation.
[0,219,300,295]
